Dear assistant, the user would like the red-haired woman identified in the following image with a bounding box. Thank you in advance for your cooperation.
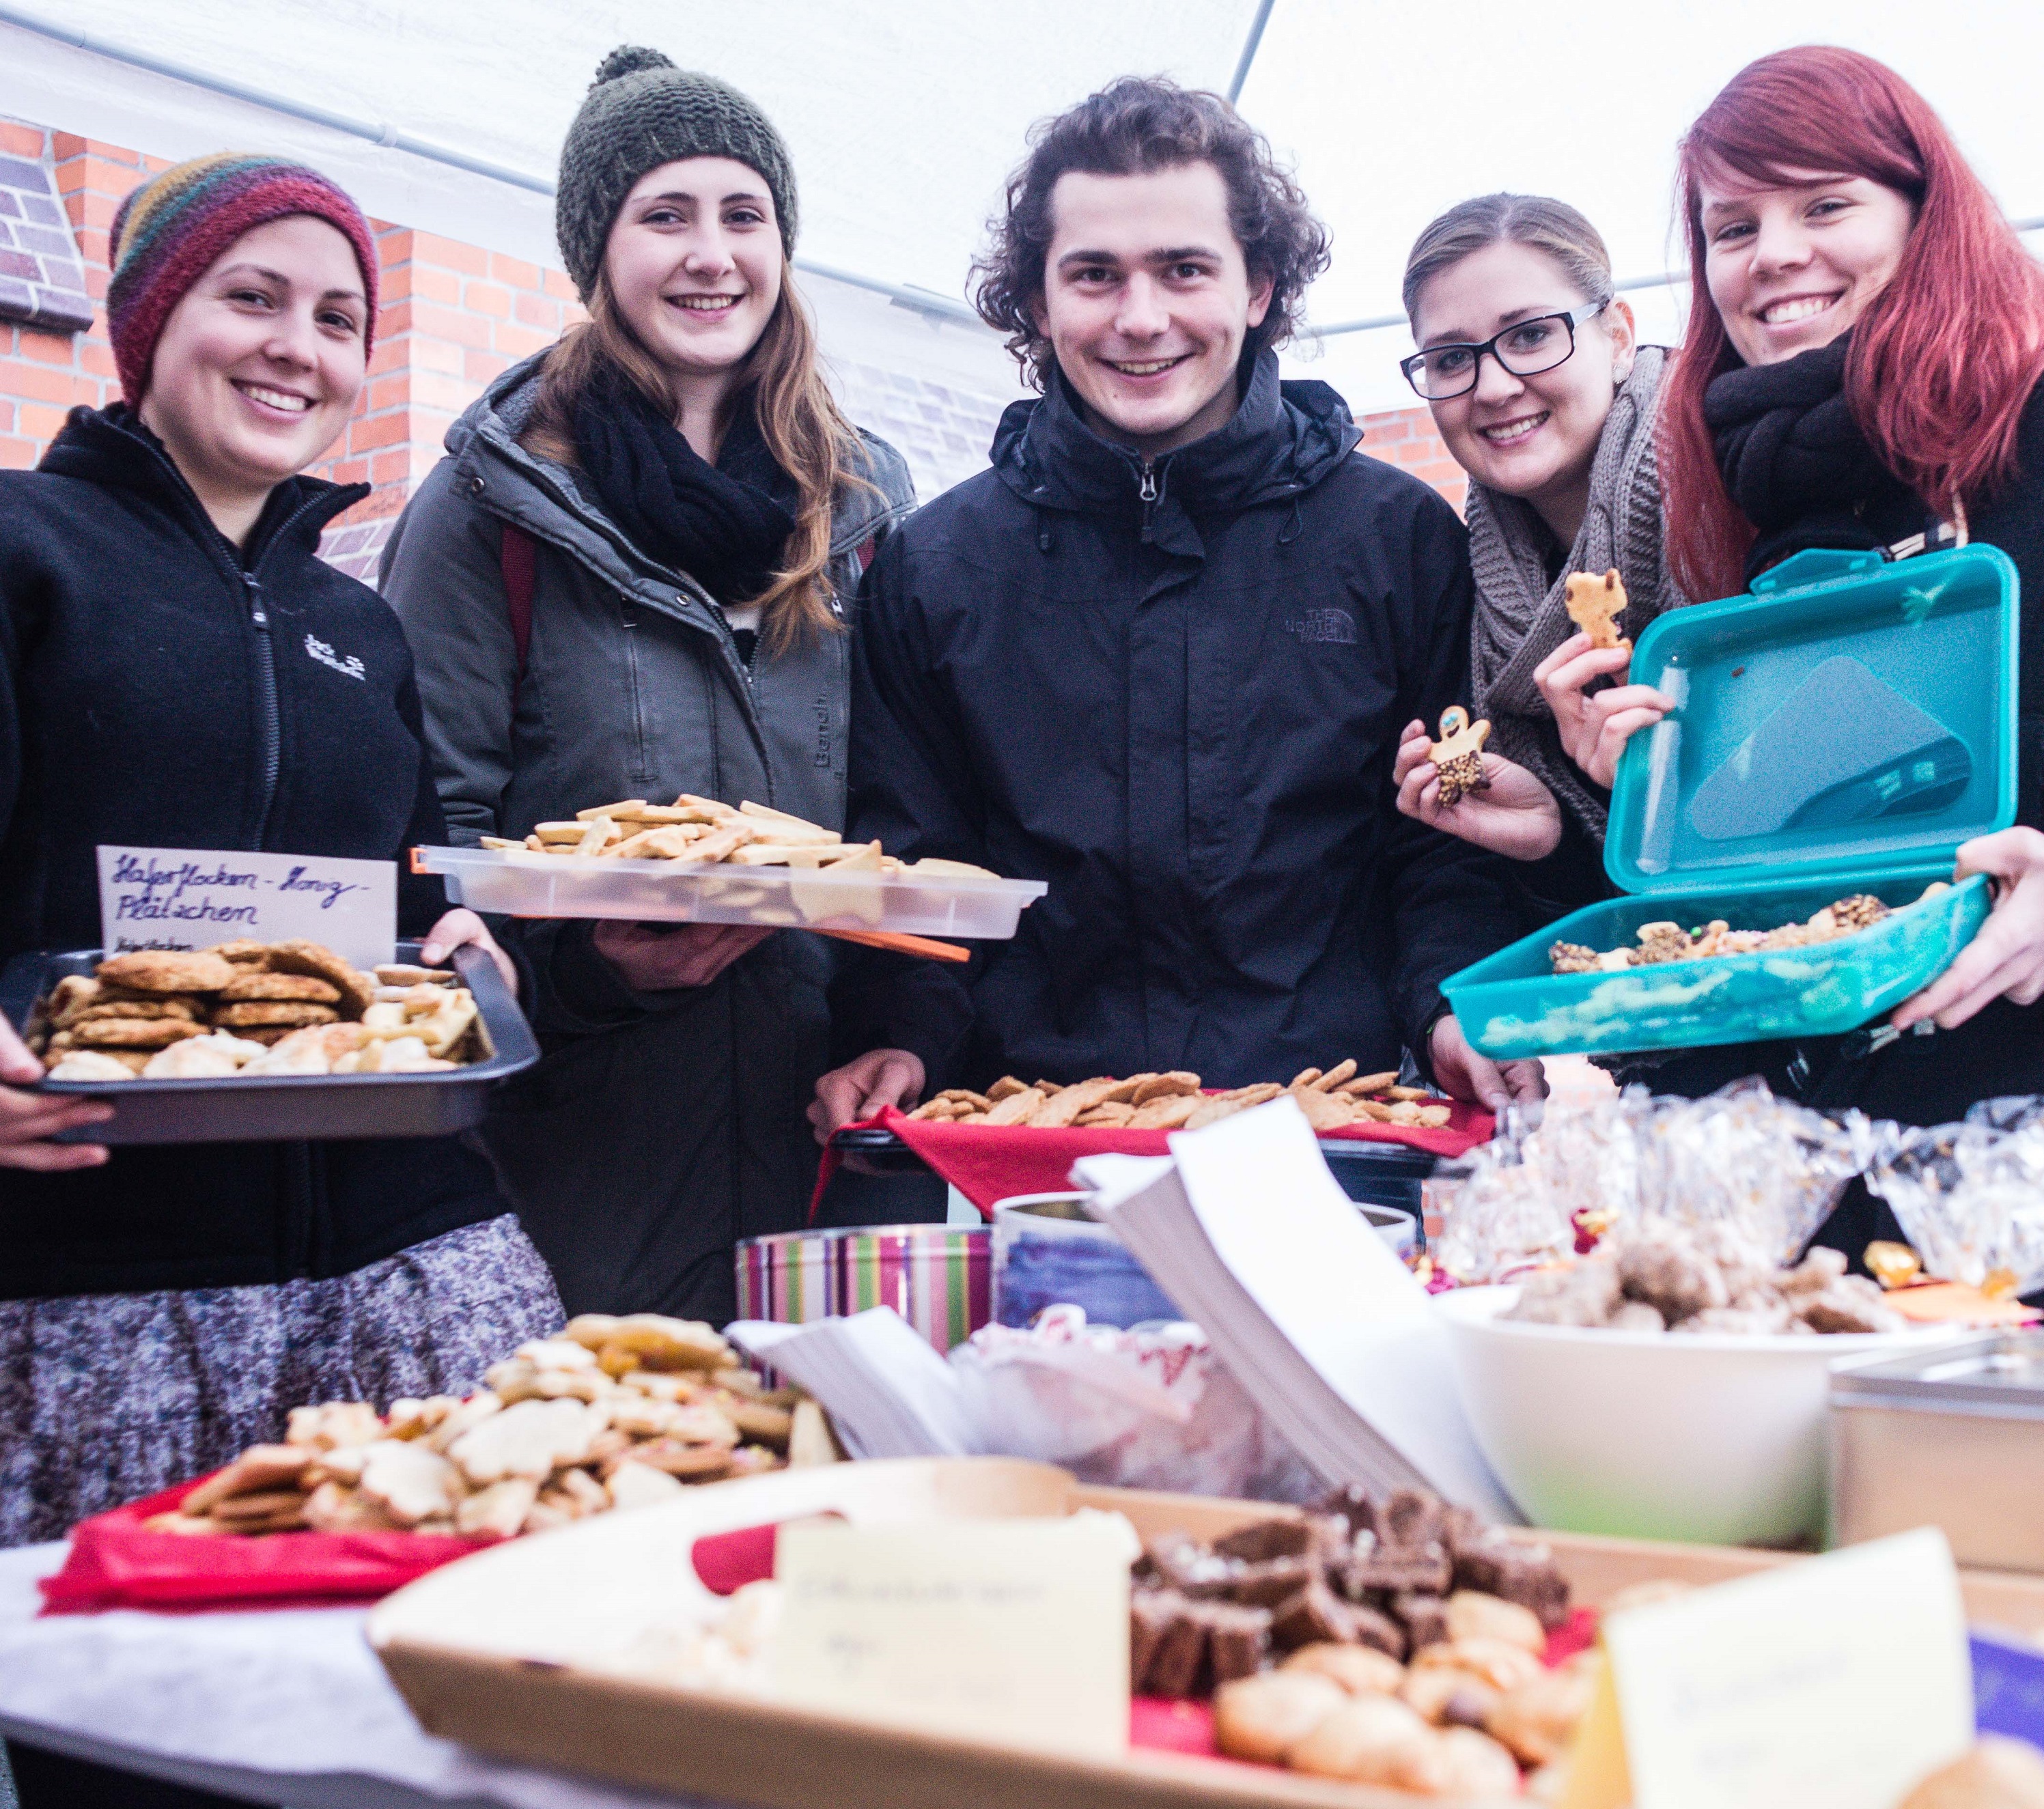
[1645,46,2044,1147]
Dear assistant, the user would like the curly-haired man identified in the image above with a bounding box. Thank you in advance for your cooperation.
[812,78,1543,1138]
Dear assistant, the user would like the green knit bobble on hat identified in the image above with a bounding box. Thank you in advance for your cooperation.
[555,44,798,303]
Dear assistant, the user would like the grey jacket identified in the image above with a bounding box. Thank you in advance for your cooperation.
[380,355,914,1320]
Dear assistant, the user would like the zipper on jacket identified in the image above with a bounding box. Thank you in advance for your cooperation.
[619,600,654,783]
[243,572,283,846]
[1138,460,1159,544]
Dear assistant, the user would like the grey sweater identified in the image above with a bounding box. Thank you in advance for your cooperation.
[1466,345,1688,840]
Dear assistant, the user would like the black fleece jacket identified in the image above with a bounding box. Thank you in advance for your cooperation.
[834,353,1525,1091]
[0,406,506,1300]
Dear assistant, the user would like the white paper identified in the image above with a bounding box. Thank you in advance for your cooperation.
[1166,1098,1518,1519]
[727,1310,979,1460]
[96,845,395,968]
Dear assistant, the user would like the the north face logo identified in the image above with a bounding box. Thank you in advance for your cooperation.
[1285,608,1357,645]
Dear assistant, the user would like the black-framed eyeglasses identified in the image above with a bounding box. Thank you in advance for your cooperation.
[1399,299,1610,401]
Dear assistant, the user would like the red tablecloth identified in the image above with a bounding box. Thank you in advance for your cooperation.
[820,1099,1493,1220]
[40,1475,490,1614]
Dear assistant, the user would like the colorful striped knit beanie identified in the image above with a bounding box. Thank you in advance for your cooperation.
[107,154,380,402]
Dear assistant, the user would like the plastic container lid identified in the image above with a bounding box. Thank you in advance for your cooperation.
[1606,544,2019,898]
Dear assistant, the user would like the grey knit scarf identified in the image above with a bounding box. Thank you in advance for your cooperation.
[1466,345,1685,840]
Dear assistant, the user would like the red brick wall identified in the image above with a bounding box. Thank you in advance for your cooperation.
[307,228,584,522]
[0,127,162,468]
[1358,403,1468,514]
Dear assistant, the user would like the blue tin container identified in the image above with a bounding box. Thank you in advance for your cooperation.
[1445,544,2018,1058]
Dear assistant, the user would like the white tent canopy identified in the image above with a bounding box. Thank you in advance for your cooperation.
[6,0,2044,422]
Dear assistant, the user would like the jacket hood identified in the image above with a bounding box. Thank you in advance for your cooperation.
[40,404,367,559]
[446,350,910,555]
[989,348,1360,529]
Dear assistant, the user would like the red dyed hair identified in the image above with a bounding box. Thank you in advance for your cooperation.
[1661,46,2044,599]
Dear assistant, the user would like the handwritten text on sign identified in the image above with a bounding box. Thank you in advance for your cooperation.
[96,846,395,969]
[771,1514,1136,1758]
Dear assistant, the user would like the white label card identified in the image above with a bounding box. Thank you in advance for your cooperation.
[1599,1527,1974,1809]
[771,1513,1135,1759]
[96,845,395,969]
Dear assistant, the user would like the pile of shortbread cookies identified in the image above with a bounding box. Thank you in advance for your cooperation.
[484,792,996,879]
[27,939,481,1082]
[908,1060,1453,1132]
[145,1315,824,1540]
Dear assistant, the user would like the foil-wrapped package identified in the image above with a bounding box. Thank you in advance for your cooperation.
[1865,1097,2044,1293]
[1433,1080,1864,1283]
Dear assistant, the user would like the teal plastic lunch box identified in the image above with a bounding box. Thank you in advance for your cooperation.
[1444,544,2019,1058]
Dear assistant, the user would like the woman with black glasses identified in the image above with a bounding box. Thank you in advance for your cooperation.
[1389,194,1685,912]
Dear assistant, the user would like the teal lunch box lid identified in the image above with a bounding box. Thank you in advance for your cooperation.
[1604,544,2020,899]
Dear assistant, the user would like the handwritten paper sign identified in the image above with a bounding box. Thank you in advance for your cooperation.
[96,845,395,969]
[1562,1528,1974,1809]
[770,1513,1136,1758]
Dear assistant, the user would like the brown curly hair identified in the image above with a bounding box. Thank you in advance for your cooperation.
[970,76,1330,390]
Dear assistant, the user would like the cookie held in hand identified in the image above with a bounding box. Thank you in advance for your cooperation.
[1564,567,1629,650]
[1427,706,1492,809]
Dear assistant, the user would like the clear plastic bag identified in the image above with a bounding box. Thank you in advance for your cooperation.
[1864,1098,2044,1292]
[1432,1080,1864,1282]
[946,1306,1319,1502]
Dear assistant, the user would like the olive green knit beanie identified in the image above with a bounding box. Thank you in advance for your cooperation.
[555,46,798,301]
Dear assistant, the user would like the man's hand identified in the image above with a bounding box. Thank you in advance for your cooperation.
[1894,828,2044,1031]
[594,921,774,991]
[0,1015,113,1172]
[809,1048,926,1145]
[1394,719,1563,861]
[1429,1014,1545,1117]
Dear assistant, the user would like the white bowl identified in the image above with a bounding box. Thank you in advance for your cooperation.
[1433,1285,1957,1546]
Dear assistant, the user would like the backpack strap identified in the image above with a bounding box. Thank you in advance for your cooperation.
[499,522,536,686]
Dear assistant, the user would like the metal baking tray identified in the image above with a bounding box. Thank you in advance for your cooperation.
[0,942,539,1145]
[415,844,1048,939]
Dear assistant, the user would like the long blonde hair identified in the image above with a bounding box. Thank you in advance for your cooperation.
[522,260,867,651]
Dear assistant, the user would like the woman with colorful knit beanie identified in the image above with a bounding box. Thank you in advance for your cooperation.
[0,158,562,1558]
[382,49,915,1323]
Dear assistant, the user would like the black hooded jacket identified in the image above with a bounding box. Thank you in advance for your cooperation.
[0,406,507,1300]
[834,352,1525,1089]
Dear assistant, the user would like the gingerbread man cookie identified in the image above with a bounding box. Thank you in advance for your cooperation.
[1429,705,1492,807]
[1563,567,1630,649]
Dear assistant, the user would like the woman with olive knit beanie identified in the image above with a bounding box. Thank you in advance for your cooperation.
[382,48,915,1323]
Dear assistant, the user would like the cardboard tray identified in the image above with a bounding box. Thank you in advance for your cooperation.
[0,941,538,1143]
[367,1457,2044,1809]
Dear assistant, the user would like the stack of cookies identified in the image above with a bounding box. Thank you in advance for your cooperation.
[144,1315,832,1541]
[27,940,484,1081]
[1134,1486,1605,1797]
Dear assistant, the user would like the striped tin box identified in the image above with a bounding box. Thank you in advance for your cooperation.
[734,1223,992,1355]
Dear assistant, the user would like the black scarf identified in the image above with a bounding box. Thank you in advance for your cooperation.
[1705,337,1920,576]
[572,367,798,612]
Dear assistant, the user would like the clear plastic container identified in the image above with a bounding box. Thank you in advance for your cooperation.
[415,843,1048,939]
[1446,543,2019,1058]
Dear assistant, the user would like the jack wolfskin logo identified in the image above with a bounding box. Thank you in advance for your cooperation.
[1284,608,1357,645]
[303,634,365,680]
